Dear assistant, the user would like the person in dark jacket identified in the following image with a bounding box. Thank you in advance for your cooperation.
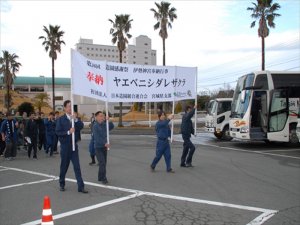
[45,112,56,156]
[55,100,87,193]
[25,112,38,159]
[88,119,97,165]
[150,111,174,173]
[93,111,114,184]
[180,105,197,167]
[36,112,46,151]
[0,114,6,156]
[1,112,18,160]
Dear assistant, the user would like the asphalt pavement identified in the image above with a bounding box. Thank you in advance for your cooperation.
[0,131,299,225]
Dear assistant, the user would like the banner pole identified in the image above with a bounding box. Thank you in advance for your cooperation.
[105,100,110,150]
[70,49,75,151]
[194,67,198,137]
[171,66,177,143]
[105,60,110,150]
[149,102,151,127]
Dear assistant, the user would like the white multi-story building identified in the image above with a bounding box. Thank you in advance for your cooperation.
[76,35,156,65]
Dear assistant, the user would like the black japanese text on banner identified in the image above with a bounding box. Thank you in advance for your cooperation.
[71,50,197,103]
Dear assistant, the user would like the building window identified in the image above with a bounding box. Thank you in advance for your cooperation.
[133,50,136,53]
[145,62,148,65]
[91,54,94,56]
[145,51,148,54]
[87,47,90,50]
[96,54,98,56]
[104,49,106,51]
[145,57,148,59]
[87,54,90,56]
[78,47,82,50]
[144,43,148,46]
[55,96,63,101]
[108,49,111,52]
[30,87,44,92]
[96,48,98,51]
[112,49,114,52]
[133,62,136,64]
[133,56,136,58]
[14,86,29,92]
[104,55,106,57]
[112,55,114,58]
[108,55,110,58]
[100,48,102,51]
[91,48,94,50]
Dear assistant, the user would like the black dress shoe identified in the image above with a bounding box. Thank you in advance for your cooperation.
[78,189,88,193]
[180,164,187,167]
[186,164,193,167]
[150,165,155,172]
[60,187,65,192]
[167,169,175,173]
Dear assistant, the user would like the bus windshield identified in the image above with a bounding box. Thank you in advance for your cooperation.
[231,73,254,118]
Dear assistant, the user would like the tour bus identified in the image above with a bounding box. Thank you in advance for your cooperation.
[205,98,233,140]
[229,71,300,144]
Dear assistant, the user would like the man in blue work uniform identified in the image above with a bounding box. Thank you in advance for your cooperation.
[180,105,197,167]
[55,100,87,193]
[1,112,18,160]
[150,111,174,173]
[93,111,114,184]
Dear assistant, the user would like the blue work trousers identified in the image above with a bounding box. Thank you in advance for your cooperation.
[181,137,195,165]
[59,142,84,191]
[151,139,171,171]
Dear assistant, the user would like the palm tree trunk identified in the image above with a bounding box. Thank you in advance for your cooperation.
[6,84,10,113]
[162,38,166,112]
[118,49,123,127]
[52,58,55,111]
[261,36,265,71]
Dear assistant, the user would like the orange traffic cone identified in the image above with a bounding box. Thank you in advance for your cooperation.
[41,196,54,225]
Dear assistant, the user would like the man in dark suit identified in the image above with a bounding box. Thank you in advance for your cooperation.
[25,112,38,159]
[55,100,87,193]
[180,105,197,167]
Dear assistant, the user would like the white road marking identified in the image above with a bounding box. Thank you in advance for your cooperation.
[169,135,300,160]
[0,178,57,190]
[1,166,278,225]
[21,193,143,225]
[0,168,9,172]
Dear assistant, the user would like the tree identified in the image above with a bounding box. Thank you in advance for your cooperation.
[109,14,133,127]
[151,1,177,66]
[34,93,50,113]
[151,1,177,112]
[247,0,280,70]
[18,102,34,116]
[0,50,22,113]
[39,25,65,111]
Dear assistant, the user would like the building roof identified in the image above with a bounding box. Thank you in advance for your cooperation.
[13,76,70,85]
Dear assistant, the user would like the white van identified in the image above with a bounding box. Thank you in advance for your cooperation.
[205,98,233,141]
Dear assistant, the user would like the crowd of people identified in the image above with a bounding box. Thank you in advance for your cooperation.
[1,100,197,194]
[0,110,61,160]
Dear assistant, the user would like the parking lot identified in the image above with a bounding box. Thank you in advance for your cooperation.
[1,132,300,225]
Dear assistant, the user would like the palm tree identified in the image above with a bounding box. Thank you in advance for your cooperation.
[151,1,177,66]
[0,50,22,113]
[109,14,133,127]
[151,1,177,112]
[247,0,280,70]
[39,25,65,111]
[34,93,50,113]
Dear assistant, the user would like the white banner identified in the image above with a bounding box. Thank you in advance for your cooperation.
[71,49,107,101]
[71,50,197,103]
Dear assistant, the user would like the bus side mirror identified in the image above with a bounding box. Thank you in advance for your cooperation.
[241,90,246,103]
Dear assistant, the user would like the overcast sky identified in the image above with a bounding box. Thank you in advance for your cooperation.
[1,0,299,93]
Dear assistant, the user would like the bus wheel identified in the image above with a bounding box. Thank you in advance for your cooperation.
[222,126,233,141]
[289,129,299,145]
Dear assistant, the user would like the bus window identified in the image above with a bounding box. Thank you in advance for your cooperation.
[254,74,268,89]
[269,89,288,132]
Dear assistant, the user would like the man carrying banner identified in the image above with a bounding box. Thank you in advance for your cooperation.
[55,100,87,193]
[150,111,174,173]
[180,105,197,167]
